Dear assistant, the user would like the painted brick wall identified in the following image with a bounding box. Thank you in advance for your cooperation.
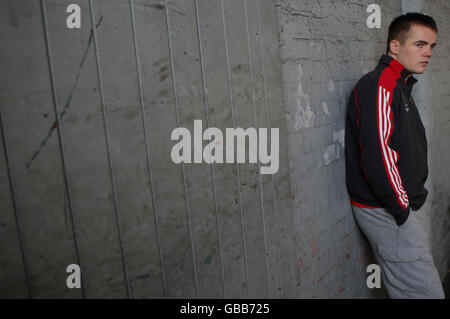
[277,0,449,298]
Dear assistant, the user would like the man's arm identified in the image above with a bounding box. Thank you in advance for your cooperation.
[356,83,410,225]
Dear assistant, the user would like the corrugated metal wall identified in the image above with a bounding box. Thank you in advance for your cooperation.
[0,0,296,298]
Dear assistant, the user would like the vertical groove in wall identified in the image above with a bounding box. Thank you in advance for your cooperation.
[243,0,271,298]
[220,0,250,297]
[193,0,227,299]
[128,0,168,298]
[40,0,85,299]
[0,109,32,298]
[256,0,282,296]
[88,0,131,299]
[163,0,199,298]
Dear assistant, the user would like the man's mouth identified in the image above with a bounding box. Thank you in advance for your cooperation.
[419,61,429,66]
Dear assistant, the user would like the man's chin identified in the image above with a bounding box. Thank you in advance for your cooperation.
[412,67,426,74]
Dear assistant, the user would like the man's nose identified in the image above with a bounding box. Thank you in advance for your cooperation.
[424,46,433,57]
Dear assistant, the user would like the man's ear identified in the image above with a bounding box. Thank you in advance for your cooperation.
[389,39,401,55]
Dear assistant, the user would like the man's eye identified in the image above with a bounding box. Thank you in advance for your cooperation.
[417,43,424,47]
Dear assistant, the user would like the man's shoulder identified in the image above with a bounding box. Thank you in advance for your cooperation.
[354,64,398,93]
[351,71,378,101]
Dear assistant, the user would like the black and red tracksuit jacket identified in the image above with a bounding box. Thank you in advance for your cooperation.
[345,54,428,226]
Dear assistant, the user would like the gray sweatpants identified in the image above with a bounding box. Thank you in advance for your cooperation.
[351,204,445,299]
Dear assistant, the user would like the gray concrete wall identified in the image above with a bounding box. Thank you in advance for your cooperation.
[0,0,296,299]
[410,0,450,285]
[0,0,448,299]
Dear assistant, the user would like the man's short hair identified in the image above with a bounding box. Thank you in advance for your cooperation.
[386,13,438,54]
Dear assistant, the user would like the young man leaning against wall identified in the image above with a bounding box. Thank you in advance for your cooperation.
[345,13,445,298]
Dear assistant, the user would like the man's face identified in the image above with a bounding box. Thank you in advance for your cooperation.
[390,24,437,74]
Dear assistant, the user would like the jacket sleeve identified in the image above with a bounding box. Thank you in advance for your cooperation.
[357,84,410,225]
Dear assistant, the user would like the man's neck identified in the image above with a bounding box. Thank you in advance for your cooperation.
[387,52,412,82]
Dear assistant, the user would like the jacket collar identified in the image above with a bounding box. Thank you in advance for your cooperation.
[378,54,418,88]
